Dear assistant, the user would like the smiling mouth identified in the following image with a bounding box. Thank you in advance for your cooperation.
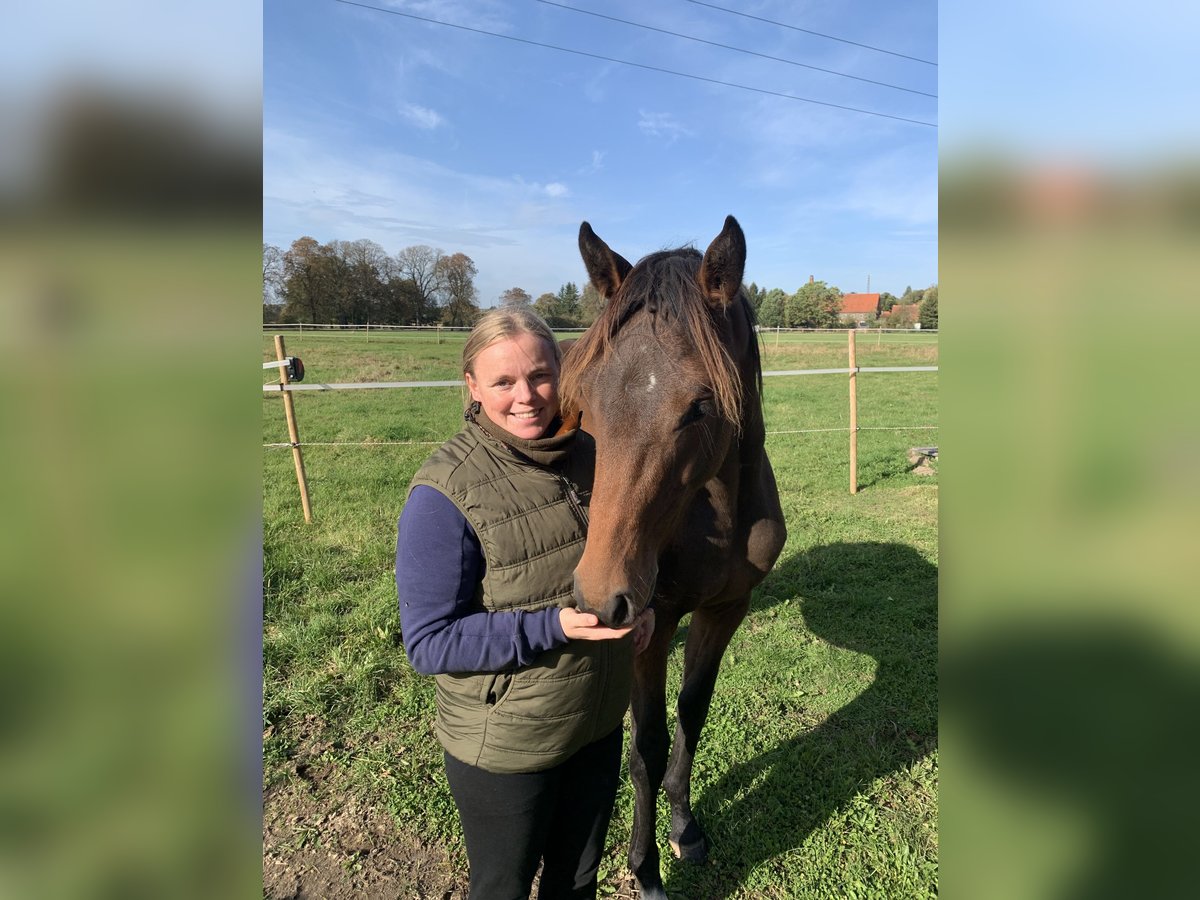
[511,410,541,420]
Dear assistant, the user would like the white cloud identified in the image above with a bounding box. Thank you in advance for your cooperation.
[397,101,445,130]
[637,110,693,143]
[580,150,605,175]
[262,127,589,303]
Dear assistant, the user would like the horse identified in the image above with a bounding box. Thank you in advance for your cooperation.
[560,216,787,900]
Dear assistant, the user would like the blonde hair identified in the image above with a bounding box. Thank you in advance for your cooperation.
[462,306,561,377]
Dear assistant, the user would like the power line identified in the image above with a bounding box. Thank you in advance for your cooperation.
[537,1,935,99]
[682,0,937,67]
[333,0,935,128]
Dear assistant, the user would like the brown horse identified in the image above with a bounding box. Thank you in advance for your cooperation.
[561,216,787,900]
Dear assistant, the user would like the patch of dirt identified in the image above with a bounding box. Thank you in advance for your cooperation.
[264,777,464,900]
[264,775,649,899]
[263,715,645,899]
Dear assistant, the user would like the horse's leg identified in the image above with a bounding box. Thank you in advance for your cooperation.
[663,595,749,863]
[627,610,677,900]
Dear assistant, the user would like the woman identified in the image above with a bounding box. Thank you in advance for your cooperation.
[396,307,653,900]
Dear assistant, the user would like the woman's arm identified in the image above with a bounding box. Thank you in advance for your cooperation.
[396,485,567,675]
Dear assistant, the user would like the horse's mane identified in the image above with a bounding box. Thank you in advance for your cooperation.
[561,248,760,430]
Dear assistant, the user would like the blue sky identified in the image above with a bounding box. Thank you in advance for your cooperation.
[940,1,1200,167]
[264,0,938,307]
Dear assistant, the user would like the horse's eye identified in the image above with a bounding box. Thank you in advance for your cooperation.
[679,397,713,428]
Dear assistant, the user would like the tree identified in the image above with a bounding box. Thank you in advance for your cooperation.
[901,284,926,308]
[532,282,582,327]
[878,291,899,313]
[263,243,284,306]
[533,292,559,322]
[757,288,787,327]
[918,285,938,330]
[395,244,446,325]
[500,287,532,308]
[744,281,765,316]
[332,238,387,325]
[437,252,480,327]
[280,236,336,324]
[578,282,604,327]
[378,271,423,326]
[790,280,842,329]
[555,282,581,325]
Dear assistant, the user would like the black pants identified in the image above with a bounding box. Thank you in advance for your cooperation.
[443,727,623,900]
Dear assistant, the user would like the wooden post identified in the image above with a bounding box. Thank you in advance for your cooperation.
[849,329,859,494]
[366,320,370,343]
[274,335,313,523]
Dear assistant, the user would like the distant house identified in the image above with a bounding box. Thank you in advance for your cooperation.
[838,292,880,325]
[881,303,920,328]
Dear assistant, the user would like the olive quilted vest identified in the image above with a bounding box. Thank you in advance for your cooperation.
[406,411,632,773]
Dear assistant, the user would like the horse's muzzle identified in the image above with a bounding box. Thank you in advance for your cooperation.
[572,576,640,629]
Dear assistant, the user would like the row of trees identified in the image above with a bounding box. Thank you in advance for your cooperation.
[496,282,605,328]
[746,281,938,329]
[263,238,482,327]
[263,236,613,329]
[264,237,936,330]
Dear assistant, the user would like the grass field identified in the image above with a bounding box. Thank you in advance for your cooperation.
[262,329,938,899]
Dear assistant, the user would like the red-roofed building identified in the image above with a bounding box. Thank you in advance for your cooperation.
[838,292,880,325]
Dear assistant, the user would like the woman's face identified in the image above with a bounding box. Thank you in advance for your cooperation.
[465,332,560,440]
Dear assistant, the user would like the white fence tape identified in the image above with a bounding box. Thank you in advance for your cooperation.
[263,424,939,449]
[262,366,937,393]
[262,323,937,336]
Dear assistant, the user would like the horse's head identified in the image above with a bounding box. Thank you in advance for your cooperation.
[561,216,755,627]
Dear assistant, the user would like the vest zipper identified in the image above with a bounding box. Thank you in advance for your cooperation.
[560,476,589,533]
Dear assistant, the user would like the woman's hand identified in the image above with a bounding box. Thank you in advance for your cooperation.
[559,607,656,653]
[559,608,635,641]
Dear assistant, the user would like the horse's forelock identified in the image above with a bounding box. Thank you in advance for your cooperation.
[561,249,749,429]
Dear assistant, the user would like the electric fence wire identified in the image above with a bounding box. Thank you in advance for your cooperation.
[681,0,937,66]
[332,0,936,128]
[535,0,936,98]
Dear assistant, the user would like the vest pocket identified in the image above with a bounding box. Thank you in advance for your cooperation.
[483,671,515,707]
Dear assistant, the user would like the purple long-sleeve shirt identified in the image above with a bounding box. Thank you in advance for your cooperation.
[396,485,568,676]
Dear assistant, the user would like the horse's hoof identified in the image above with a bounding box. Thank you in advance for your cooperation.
[668,834,708,863]
[635,879,671,900]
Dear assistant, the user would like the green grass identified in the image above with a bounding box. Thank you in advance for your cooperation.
[263,331,937,897]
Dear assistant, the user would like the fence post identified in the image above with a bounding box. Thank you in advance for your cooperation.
[849,329,859,494]
[274,335,314,523]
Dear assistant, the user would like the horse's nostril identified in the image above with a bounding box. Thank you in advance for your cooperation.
[610,592,632,628]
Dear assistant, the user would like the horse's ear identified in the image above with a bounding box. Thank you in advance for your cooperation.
[698,215,746,309]
[579,222,633,299]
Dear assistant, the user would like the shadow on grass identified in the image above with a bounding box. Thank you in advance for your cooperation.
[941,616,1199,900]
[677,541,938,897]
